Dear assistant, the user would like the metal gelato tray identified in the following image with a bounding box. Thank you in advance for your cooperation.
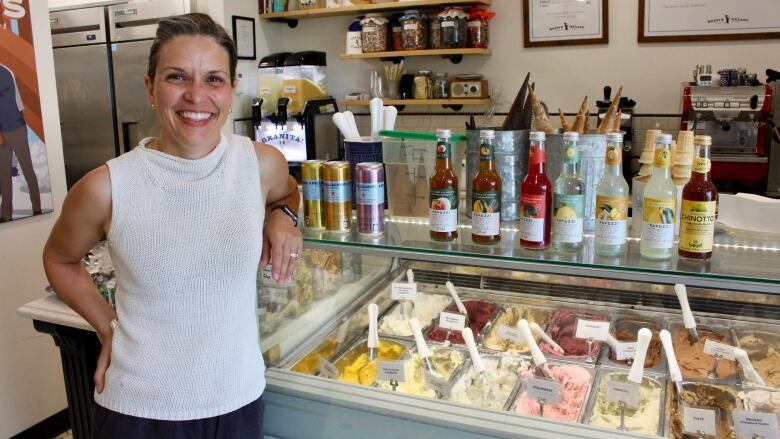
[732,326,780,390]
[599,312,668,375]
[539,306,609,365]
[377,292,453,339]
[669,320,739,385]
[329,336,414,387]
[422,295,501,348]
[447,354,530,412]
[664,380,746,439]
[373,345,469,399]
[479,304,554,356]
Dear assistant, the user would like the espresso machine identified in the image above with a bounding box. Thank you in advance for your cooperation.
[680,84,774,192]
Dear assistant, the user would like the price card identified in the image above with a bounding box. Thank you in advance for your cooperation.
[606,380,640,409]
[377,361,406,382]
[615,342,637,361]
[318,357,340,380]
[683,406,718,437]
[391,282,417,301]
[733,410,780,439]
[704,339,736,361]
[424,370,451,399]
[575,319,610,341]
[526,378,560,405]
[439,312,466,331]
[496,325,526,345]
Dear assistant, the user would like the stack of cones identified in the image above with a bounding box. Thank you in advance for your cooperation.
[638,129,662,176]
[672,130,695,183]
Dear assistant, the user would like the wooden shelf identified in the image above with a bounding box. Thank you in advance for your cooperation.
[341,98,491,107]
[339,48,491,60]
[261,0,491,20]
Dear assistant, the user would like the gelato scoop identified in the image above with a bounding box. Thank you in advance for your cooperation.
[670,382,740,439]
[539,309,606,360]
[377,347,464,397]
[513,362,593,422]
[483,306,550,353]
[673,327,736,380]
[587,372,662,435]
[738,333,780,388]
[379,293,452,337]
[426,300,497,345]
[336,339,406,385]
[449,357,525,410]
[607,322,663,368]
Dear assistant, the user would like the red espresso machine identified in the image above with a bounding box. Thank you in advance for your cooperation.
[680,85,773,192]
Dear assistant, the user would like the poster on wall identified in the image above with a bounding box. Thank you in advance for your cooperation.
[639,0,780,42]
[523,0,609,47]
[0,0,54,223]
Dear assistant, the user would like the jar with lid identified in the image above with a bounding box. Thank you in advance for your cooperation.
[400,10,427,51]
[297,0,319,9]
[360,14,389,53]
[390,14,403,51]
[414,70,432,99]
[438,7,468,48]
[432,72,448,99]
[466,8,494,49]
[428,11,442,49]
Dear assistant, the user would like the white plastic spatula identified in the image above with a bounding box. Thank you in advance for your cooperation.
[383,105,398,131]
[607,334,621,351]
[407,269,414,284]
[531,322,563,354]
[368,303,379,361]
[518,319,553,379]
[660,329,683,392]
[445,281,469,317]
[370,98,383,141]
[463,327,485,374]
[343,110,360,139]
[332,113,360,141]
[674,284,700,343]
[409,317,434,369]
[734,348,766,387]
[628,328,653,384]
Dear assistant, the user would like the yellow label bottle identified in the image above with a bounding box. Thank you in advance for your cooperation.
[640,133,677,260]
[679,135,717,260]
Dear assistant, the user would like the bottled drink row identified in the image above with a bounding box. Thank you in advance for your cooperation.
[300,129,717,262]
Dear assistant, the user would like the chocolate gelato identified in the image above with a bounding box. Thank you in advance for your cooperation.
[673,327,736,380]
[608,325,663,368]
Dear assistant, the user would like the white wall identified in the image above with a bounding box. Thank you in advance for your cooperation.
[0,0,69,436]
[255,0,780,114]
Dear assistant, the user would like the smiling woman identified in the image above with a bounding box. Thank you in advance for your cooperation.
[42,13,301,439]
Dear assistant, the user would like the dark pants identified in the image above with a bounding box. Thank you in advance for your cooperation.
[0,125,41,220]
[91,397,264,439]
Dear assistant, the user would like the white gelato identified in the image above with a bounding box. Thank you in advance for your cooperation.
[449,357,526,410]
[379,293,452,337]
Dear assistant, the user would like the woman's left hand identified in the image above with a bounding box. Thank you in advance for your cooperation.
[260,210,303,283]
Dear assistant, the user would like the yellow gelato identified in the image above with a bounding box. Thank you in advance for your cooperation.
[378,348,464,397]
[291,338,338,375]
[336,340,405,385]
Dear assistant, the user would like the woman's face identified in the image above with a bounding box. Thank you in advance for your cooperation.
[145,35,235,155]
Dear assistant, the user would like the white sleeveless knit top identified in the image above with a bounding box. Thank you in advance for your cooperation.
[97,134,266,420]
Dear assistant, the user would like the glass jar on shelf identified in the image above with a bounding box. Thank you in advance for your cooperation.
[466,8,495,49]
[428,11,442,49]
[297,0,319,9]
[432,72,448,99]
[390,14,403,51]
[360,14,389,53]
[414,70,432,99]
[399,9,427,51]
[438,7,468,48]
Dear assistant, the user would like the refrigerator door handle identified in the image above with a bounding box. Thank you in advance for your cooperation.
[121,121,138,153]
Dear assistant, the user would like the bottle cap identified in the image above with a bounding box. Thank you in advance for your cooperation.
[655,133,673,145]
[529,131,545,141]
[437,129,452,139]
[606,131,625,143]
[563,131,579,141]
[480,129,495,139]
[694,135,712,146]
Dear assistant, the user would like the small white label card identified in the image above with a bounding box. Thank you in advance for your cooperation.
[496,325,526,345]
[424,370,451,398]
[526,378,560,404]
[683,406,718,437]
[439,312,466,331]
[575,319,610,341]
[606,380,640,409]
[733,410,780,439]
[703,339,736,361]
[615,342,638,361]
[391,282,418,301]
[318,357,340,380]
[377,361,406,382]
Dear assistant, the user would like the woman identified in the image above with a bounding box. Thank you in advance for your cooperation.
[42,13,301,438]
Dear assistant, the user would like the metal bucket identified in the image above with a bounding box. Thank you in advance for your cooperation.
[466,129,529,220]
[546,133,606,230]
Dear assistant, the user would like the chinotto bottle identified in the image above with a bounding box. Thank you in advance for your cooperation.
[520,131,552,250]
[595,132,629,256]
[553,132,584,252]
[640,133,677,260]
[679,135,717,260]
[429,129,459,241]
[471,130,502,244]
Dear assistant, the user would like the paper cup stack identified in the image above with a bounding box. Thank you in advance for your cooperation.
[638,129,662,176]
[672,130,694,183]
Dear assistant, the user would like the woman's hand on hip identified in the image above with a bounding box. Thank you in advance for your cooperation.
[260,210,303,283]
[95,331,113,393]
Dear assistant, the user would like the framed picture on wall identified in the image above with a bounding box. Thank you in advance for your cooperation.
[639,0,780,42]
[232,16,256,60]
[523,0,609,47]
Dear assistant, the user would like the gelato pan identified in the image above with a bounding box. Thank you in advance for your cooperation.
[673,326,736,381]
[449,356,525,411]
[606,319,663,369]
[743,389,780,429]
[426,300,497,345]
[513,362,594,422]
[335,339,406,386]
[378,293,452,337]
[587,371,663,435]
[377,347,465,397]
[483,306,551,353]
[737,332,780,388]
[669,382,741,439]
[291,337,339,375]
[539,308,606,360]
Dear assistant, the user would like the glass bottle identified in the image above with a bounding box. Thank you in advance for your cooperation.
[595,131,629,256]
[553,132,584,252]
[430,129,458,241]
[640,133,677,260]
[520,131,552,249]
[471,130,501,244]
[679,135,717,260]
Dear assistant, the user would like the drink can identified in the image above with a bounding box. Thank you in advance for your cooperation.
[355,162,385,235]
[323,161,352,232]
[302,160,326,230]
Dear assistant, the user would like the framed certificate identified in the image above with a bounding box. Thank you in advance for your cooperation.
[639,0,780,42]
[232,16,256,60]
[523,0,609,47]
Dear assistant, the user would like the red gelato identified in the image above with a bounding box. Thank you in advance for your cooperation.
[540,308,606,360]
[426,300,497,345]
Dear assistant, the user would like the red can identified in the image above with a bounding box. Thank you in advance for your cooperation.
[355,162,385,235]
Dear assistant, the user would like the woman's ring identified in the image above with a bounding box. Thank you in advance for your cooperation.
[290,252,299,258]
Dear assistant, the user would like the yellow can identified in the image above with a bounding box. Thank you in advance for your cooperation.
[302,160,326,230]
[322,161,352,232]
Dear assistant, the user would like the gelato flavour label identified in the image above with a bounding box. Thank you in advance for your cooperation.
[436,141,451,159]
[438,311,466,331]
[519,193,546,242]
[424,370,452,398]
[615,342,637,361]
[733,411,780,439]
[496,325,525,345]
[472,190,500,236]
[377,361,406,382]
[642,197,676,249]
[605,145,622,166]
[553,194,584,243]
[430,188,458,233]
[526,378,560,404]
[693,157,712,174]
[319,357,340,379]
[596,195,628,246]
[575,319,610,341]
[606,379,640,409]
[703,339,736,361]
[683,406,718,437]
[391,282,418,301]
[679,200,716,254]
[654,147,672,168]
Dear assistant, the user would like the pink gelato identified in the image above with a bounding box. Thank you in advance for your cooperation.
[539,309,606,360]
[513,363,593,422]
